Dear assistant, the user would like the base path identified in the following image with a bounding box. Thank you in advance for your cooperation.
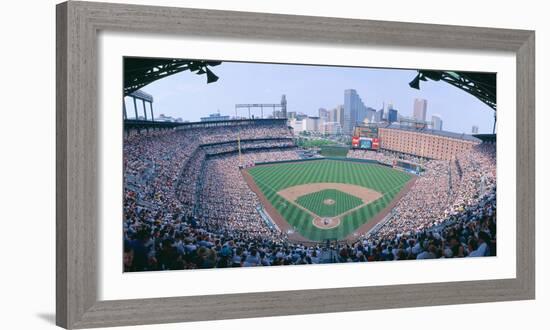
[279,183,383,230]
[278,182,382,204]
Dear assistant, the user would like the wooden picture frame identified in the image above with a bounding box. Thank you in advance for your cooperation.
[56,1,535,328]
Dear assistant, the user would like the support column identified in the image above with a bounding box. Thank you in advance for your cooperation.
[123,99,127,120]
[142,99,148,121]
[132,96,138,119]
[150,101,155,122]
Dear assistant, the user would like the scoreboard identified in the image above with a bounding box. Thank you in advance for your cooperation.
[352,124,380,150]
[352,136,380,150]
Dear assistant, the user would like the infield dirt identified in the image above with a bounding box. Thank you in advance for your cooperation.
[277,183,382,204]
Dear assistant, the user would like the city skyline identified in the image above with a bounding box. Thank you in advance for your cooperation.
[133,60,496,134]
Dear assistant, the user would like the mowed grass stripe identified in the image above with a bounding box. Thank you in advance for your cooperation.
[295,189,363,217]
[248,160,412,241]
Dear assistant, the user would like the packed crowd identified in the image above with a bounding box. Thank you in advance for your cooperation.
[197,150,300,240]
[124,122,304,271]
[353,191,496,261]
[202,139,295,156]
[123,123,497,271]
[355,142,497,259]
[347,148,427,166]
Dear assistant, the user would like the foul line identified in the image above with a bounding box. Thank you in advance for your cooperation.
[250,173,413,222]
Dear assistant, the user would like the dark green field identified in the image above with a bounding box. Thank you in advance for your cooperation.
[246,159,412,241]
[296,189,363,217]
[318,145,350,157]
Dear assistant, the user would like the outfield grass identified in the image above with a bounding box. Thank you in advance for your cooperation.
[247,159,412,241]
[318,145,349,157]
[296,189,363,217]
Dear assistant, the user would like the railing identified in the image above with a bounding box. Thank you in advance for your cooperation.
[256,205,280,232]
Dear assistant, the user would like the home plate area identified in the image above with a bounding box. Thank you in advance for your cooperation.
[312,216,341,229]
[277,183,382,230]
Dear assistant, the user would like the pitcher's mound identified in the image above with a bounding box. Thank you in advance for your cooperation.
[323,199,336,205]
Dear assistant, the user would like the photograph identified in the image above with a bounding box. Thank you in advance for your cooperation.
[122,58,497,272]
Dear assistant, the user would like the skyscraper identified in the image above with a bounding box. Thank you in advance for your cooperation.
[365,107,377,123]
[318,107,329,121]
[302,116,323,133]
[328,105,344,127]
[383,102,395,120]
[413,98,428,122]
[472,125,479,134]
[431,115,443,130]
[335,105,344,127]
[343,89,367,135]
[388,109,398,123]
[328,108,334,122]
[374,109,383,123]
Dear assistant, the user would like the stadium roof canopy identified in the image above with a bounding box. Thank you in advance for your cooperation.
[124,57,222,96]
[409,70,496,111]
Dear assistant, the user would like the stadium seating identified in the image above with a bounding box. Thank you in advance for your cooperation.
[123,121,496,272]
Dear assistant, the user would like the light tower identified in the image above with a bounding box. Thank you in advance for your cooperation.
[281,94,287,118]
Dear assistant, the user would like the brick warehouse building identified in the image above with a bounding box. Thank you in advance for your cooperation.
[378,124,481,161]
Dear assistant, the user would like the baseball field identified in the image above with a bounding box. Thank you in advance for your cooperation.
[244,159,414,241]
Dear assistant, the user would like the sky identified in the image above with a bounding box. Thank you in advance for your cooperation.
[129,60,496,134]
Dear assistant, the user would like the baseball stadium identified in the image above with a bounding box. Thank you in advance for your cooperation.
[122,59,497,272]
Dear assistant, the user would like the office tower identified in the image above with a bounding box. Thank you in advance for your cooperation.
[302,116,323,133]
[321,122,342,135]
[328,108,336,123]
[388,109,398,123]
[330,105,344,127]
[343,89,367,135]
[318,107,329,121]
[383,102,395,120]
[413,98,428,122]
[289,118,303,133]
[374,109,383,123]
[472,125,479,134]
[431,115,443,130]
[365,107,377,122]
[338,105,345,127]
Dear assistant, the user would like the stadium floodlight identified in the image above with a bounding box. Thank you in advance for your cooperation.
[408,75,420,89]
[124,57,222,96]
[205,67,219,83]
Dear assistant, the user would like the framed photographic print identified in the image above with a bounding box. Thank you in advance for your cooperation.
[56,1,535,328]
